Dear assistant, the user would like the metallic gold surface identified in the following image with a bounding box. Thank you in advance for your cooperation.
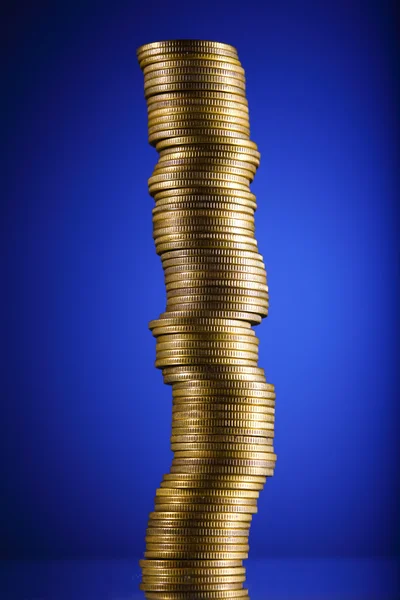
[137,39,276,597]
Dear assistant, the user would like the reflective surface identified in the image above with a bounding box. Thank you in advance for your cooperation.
[1,558,398,599]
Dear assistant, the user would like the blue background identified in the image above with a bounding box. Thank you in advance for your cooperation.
[3,0,399,567]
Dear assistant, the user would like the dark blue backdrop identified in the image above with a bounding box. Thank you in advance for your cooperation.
[3,0,399,560]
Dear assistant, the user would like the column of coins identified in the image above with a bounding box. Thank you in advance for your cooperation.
[137,39,276,599]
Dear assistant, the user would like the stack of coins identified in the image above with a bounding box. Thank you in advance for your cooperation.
[137,40,276,599]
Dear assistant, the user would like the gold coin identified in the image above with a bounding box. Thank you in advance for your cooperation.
[144,550,248,560]
[153,166,252,182]
[156,156,256,175]
[147,520,252,532]
[172,383,275,393]
[159,480,265,491]
[144,76,246,96]
[145,535,249,548]
[172,404,273,415]
[172,405,274,416]
[166,288,268,300]
[149,126,250,145]
[173,380,274,391]
[137,40,238,58]
[137,39,238,52]
[163,258,264,270]
[157,336,259,347]
[150,181,250,195]
[155,223,255,236]
[164,274,266,286]
[170,434,272,446]
[145,80,247,97]
[153,208,255,223]
[156,150,256,165]
[165,282,267,295]
[162,364,263,374]
[146,98,249,117]
[144,73,246,90]
[165,300,267,314]
[157,148,257,164]
[163,258,264,269]
[156,135,258,151]
[149,113,249,129]
[157,343,259,354]
[172,397,274,408]
[154,493,257,504]
[141,566,246,576]
[142,575,246,585]
[156,350,259,360]
[153,166,254,180]
[149,316,251,329]
[156,233,257,245]
[172,450,276,461]
[162,258,264,270]
[144,73,246,89]
[145,66,245,81]
[156,358,259,368]
[141,54,244,73]
[143,591,249,600]
[142,578,246,588]
[170,466,274,477]
[140,558,244,568]
[145,83,247,101]
[158,335,258,346]
[149,127,250,146]
[155,232,258,244]
[150,168,252,183]
[157,309,263,324]
[155,198,257,212]
[166,296,268,308]
[153,325,256,337]
[140,582,246,592]
[152,195,255,211]
[160,247,262,261]
[156,331,256,341]
[154,496,257,508]
[149,511,252,521]
[154,218,255,232]
[161,474,266,488]
[145,90,248,106]
[139,48,242,64]
[161,471,267,482]
[171,423,274,434]
[140,582,245,592]
[170,427,273,439]
[156,241,259,256]
[171,443,273,454]
[172,387,275,396]
[145,539,251,549]
[155,488,259,499]
[153,203,255,217]
[154,187,257,201]
[150,110,251,128]
[145,530,249,539]
[172,414,274,425]
[165,372,267,384]
[153,196,257,210]
[144,592,248,600]
[143,59,245,75]
[144,65,245,79]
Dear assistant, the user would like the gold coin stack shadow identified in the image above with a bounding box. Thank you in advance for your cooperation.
[137,39,276,599]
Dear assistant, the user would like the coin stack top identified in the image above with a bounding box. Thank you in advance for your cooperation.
[137,39,276,599]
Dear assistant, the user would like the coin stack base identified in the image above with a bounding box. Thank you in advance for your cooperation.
[137,39,276,599]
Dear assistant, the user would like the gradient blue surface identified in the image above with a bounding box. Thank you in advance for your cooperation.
[3,0,399,584]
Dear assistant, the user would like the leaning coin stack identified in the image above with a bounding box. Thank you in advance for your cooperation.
[137,40,276,599]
